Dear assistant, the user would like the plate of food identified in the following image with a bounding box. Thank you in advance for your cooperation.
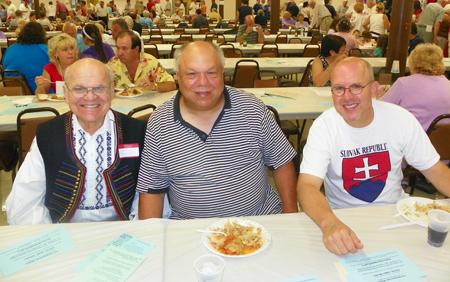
[115,87,145,98]
[202,218,271,257]
[44,94,65,102]
[396,197,450,227]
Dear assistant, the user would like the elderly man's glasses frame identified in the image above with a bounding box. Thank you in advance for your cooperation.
[65,84,111,97]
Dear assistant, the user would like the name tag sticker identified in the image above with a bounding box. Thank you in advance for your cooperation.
[118,143,139,159]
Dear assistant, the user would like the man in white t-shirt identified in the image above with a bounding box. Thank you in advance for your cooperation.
[188,0,196,16]
[297,57,450,256]
[5,0,17,18]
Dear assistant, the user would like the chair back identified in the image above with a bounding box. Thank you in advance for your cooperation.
[17,107,60,166]
[299,59,314,86]
[311,28,320,35]
[0,77,28,95]
[144,43,160,59]
[232,59,260,88]
[289,37,303,44]
[302,44,320,57]
[7,37,17,47]
[150,27,162,35]
[274,34,288,44]
[253,70,280,88]
[310,34,323,44]
[259,43,278,57]
[266,105,282,128]
[176,33,193,44]
[199,25,209,34]
[376,67,391,85]
[149,34,164,44]
[212,34,226,44]
[127,104,157,122]
[3,70,34,95]
[219,43,234,54]
[426,114,450,161]
[0,130,19,180]
[170,43,184,58]
[224,48,243,58]
[173,27,185,35]
[348,48,363,57]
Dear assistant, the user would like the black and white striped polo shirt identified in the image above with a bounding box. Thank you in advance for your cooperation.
[136,86,296,220]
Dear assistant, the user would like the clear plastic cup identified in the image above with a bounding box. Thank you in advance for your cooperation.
[427,210,450,247]
[194,254,225,282]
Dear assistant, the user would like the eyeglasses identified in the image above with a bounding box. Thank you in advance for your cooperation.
[66,85,110,97]
[331,81,373,96]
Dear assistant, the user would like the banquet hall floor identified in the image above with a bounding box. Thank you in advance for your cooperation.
[0,168,446,226]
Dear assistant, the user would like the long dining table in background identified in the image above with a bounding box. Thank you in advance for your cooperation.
[0,87,334,132]
[1,202,449,281]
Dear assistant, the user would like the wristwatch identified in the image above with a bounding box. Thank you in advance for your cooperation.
[154,82,159,91]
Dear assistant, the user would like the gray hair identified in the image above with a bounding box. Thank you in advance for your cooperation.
[173,42,225,73]
[123,15,133,29]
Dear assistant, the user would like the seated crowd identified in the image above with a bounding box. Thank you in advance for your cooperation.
[3,3,450,259]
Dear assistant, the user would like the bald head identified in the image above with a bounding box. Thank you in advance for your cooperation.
[174,41,225,72]
[65,58,114,88]
[62,22,77,39]
[331,57,374,85]
[244,14,255,26]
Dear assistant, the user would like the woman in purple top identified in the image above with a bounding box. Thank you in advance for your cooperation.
[80,24,114,63]
[380,44,450,131]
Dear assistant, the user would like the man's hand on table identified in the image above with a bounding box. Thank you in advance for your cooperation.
[321,218,364,255]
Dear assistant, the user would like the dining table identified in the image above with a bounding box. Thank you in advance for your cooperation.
[0,201,449,281]
[0,87,333,132]
[145,43,376,58]
[144,34,313,44]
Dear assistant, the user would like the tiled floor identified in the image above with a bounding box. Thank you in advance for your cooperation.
[1,166,446,226]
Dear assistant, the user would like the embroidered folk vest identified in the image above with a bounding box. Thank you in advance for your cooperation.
[36,111,147,223]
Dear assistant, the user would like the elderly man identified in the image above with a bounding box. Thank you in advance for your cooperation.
[63,22,88,53]
[281,11,296,29]
[236,14,264,44]
[95,1,109,27]
[108,31,176,92]
[297,57,450,255]
[136,41,298,220]
[309,0,332,34]
[418,0,449,43]
[6,58,147,225]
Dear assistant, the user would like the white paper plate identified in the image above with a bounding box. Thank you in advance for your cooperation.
[202,218,271,258]
[115,88,145,98]
[46,94,65,102]
[395,197,450,227]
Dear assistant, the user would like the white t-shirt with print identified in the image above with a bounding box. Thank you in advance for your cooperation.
[300,100,439,209]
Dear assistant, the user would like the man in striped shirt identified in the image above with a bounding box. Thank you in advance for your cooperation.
[137,41,298,220]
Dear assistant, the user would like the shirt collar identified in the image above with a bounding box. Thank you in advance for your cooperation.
[72,109,114,137]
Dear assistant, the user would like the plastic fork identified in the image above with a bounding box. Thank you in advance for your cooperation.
[196,230,226,236]
[394,205,415,217]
